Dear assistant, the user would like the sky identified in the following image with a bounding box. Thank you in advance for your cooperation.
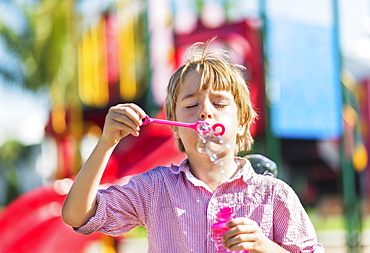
[0,0,369,146]
[0,86,48,145]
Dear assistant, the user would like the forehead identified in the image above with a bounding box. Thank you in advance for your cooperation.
[176,71,234,103]
[180,69,232,94]
[180,71,202,92]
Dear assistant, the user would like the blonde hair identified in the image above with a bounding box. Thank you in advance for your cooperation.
[165,38,257,154]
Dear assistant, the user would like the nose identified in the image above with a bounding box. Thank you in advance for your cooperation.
[199,103,213,120]
[199,112,211,120]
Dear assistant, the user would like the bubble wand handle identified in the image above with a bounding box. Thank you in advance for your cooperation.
[142,115,225,136]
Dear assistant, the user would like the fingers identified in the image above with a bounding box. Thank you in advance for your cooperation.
[223,232,259,251]
[226,217,257,229]
[223,218,265,251]
[108,103,146,135]
[225,239,256,252]
[224,218,258,242]
[101,103,147,145]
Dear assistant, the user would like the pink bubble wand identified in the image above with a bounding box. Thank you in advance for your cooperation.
[142,115,225,136]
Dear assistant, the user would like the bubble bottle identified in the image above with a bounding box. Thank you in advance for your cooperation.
[211,207,235,252]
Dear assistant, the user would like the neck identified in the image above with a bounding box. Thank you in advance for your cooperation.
[187,156,240,191]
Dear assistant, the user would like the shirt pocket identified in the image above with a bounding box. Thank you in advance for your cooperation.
[236,204,274,240]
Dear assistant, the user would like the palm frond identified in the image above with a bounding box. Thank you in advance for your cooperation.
[0,64,22,86]
[0,0,78,94]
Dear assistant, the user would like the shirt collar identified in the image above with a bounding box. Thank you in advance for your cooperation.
[233,157,256,183]
[170,157,256,184]
[170,159,211,190]
[170,159,189,174]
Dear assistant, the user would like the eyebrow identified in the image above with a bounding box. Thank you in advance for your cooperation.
[180,90,231,102]
[179,92,197,101]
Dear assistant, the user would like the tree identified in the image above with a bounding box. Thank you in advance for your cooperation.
[0,140,26,204]
[0,0,80,130]
[0,0,82,184]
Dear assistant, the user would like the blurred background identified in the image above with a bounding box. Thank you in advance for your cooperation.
[0,0,369,252]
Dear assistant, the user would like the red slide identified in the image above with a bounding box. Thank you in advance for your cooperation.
[0,117,186,252]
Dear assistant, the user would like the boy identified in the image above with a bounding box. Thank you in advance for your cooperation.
[62,39,324,252]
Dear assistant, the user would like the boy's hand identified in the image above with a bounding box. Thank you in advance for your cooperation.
[100,103,146,147]
[223,218,288,253]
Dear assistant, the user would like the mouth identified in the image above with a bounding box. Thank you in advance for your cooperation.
[195,121,225,136]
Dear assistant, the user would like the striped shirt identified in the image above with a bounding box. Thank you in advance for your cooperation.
[75,157,324,253]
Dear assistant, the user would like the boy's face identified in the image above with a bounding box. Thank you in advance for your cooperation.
[174,71,244,158]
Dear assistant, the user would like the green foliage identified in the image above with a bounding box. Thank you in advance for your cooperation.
[310,214,346,231]
[0,140,28,204]
[125,226,148,238]
[0,0,77,108]
[0,139,26,168]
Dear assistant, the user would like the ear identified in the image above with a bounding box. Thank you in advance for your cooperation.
[237,124,246,136]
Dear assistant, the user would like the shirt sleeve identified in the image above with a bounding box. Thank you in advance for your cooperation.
[74,172,155,237]
[273,181,325,253]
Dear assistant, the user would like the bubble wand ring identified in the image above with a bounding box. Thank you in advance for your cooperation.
[142,115,225,136]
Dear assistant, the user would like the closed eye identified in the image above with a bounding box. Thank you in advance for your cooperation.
[186,104,198,109]
[214,103,226,108]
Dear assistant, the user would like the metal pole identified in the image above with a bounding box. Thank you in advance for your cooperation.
[332,0,362,252]
[258,0,282,175]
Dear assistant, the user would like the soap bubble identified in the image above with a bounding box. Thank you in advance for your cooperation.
[196,123,231,173]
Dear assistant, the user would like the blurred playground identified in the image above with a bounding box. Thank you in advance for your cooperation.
[0,0,370,252]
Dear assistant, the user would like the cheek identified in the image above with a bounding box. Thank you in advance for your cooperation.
[222,121,240,142]
[178,127,197,139]
[176,110,196,122]
[177,128,200,148]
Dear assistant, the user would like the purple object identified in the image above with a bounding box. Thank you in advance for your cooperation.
[211,207,235,252]
[142,115,225,136]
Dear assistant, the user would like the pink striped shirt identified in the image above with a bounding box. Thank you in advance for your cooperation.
[75,158,324,252]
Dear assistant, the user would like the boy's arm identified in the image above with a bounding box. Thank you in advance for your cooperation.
[62,103,146,228]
